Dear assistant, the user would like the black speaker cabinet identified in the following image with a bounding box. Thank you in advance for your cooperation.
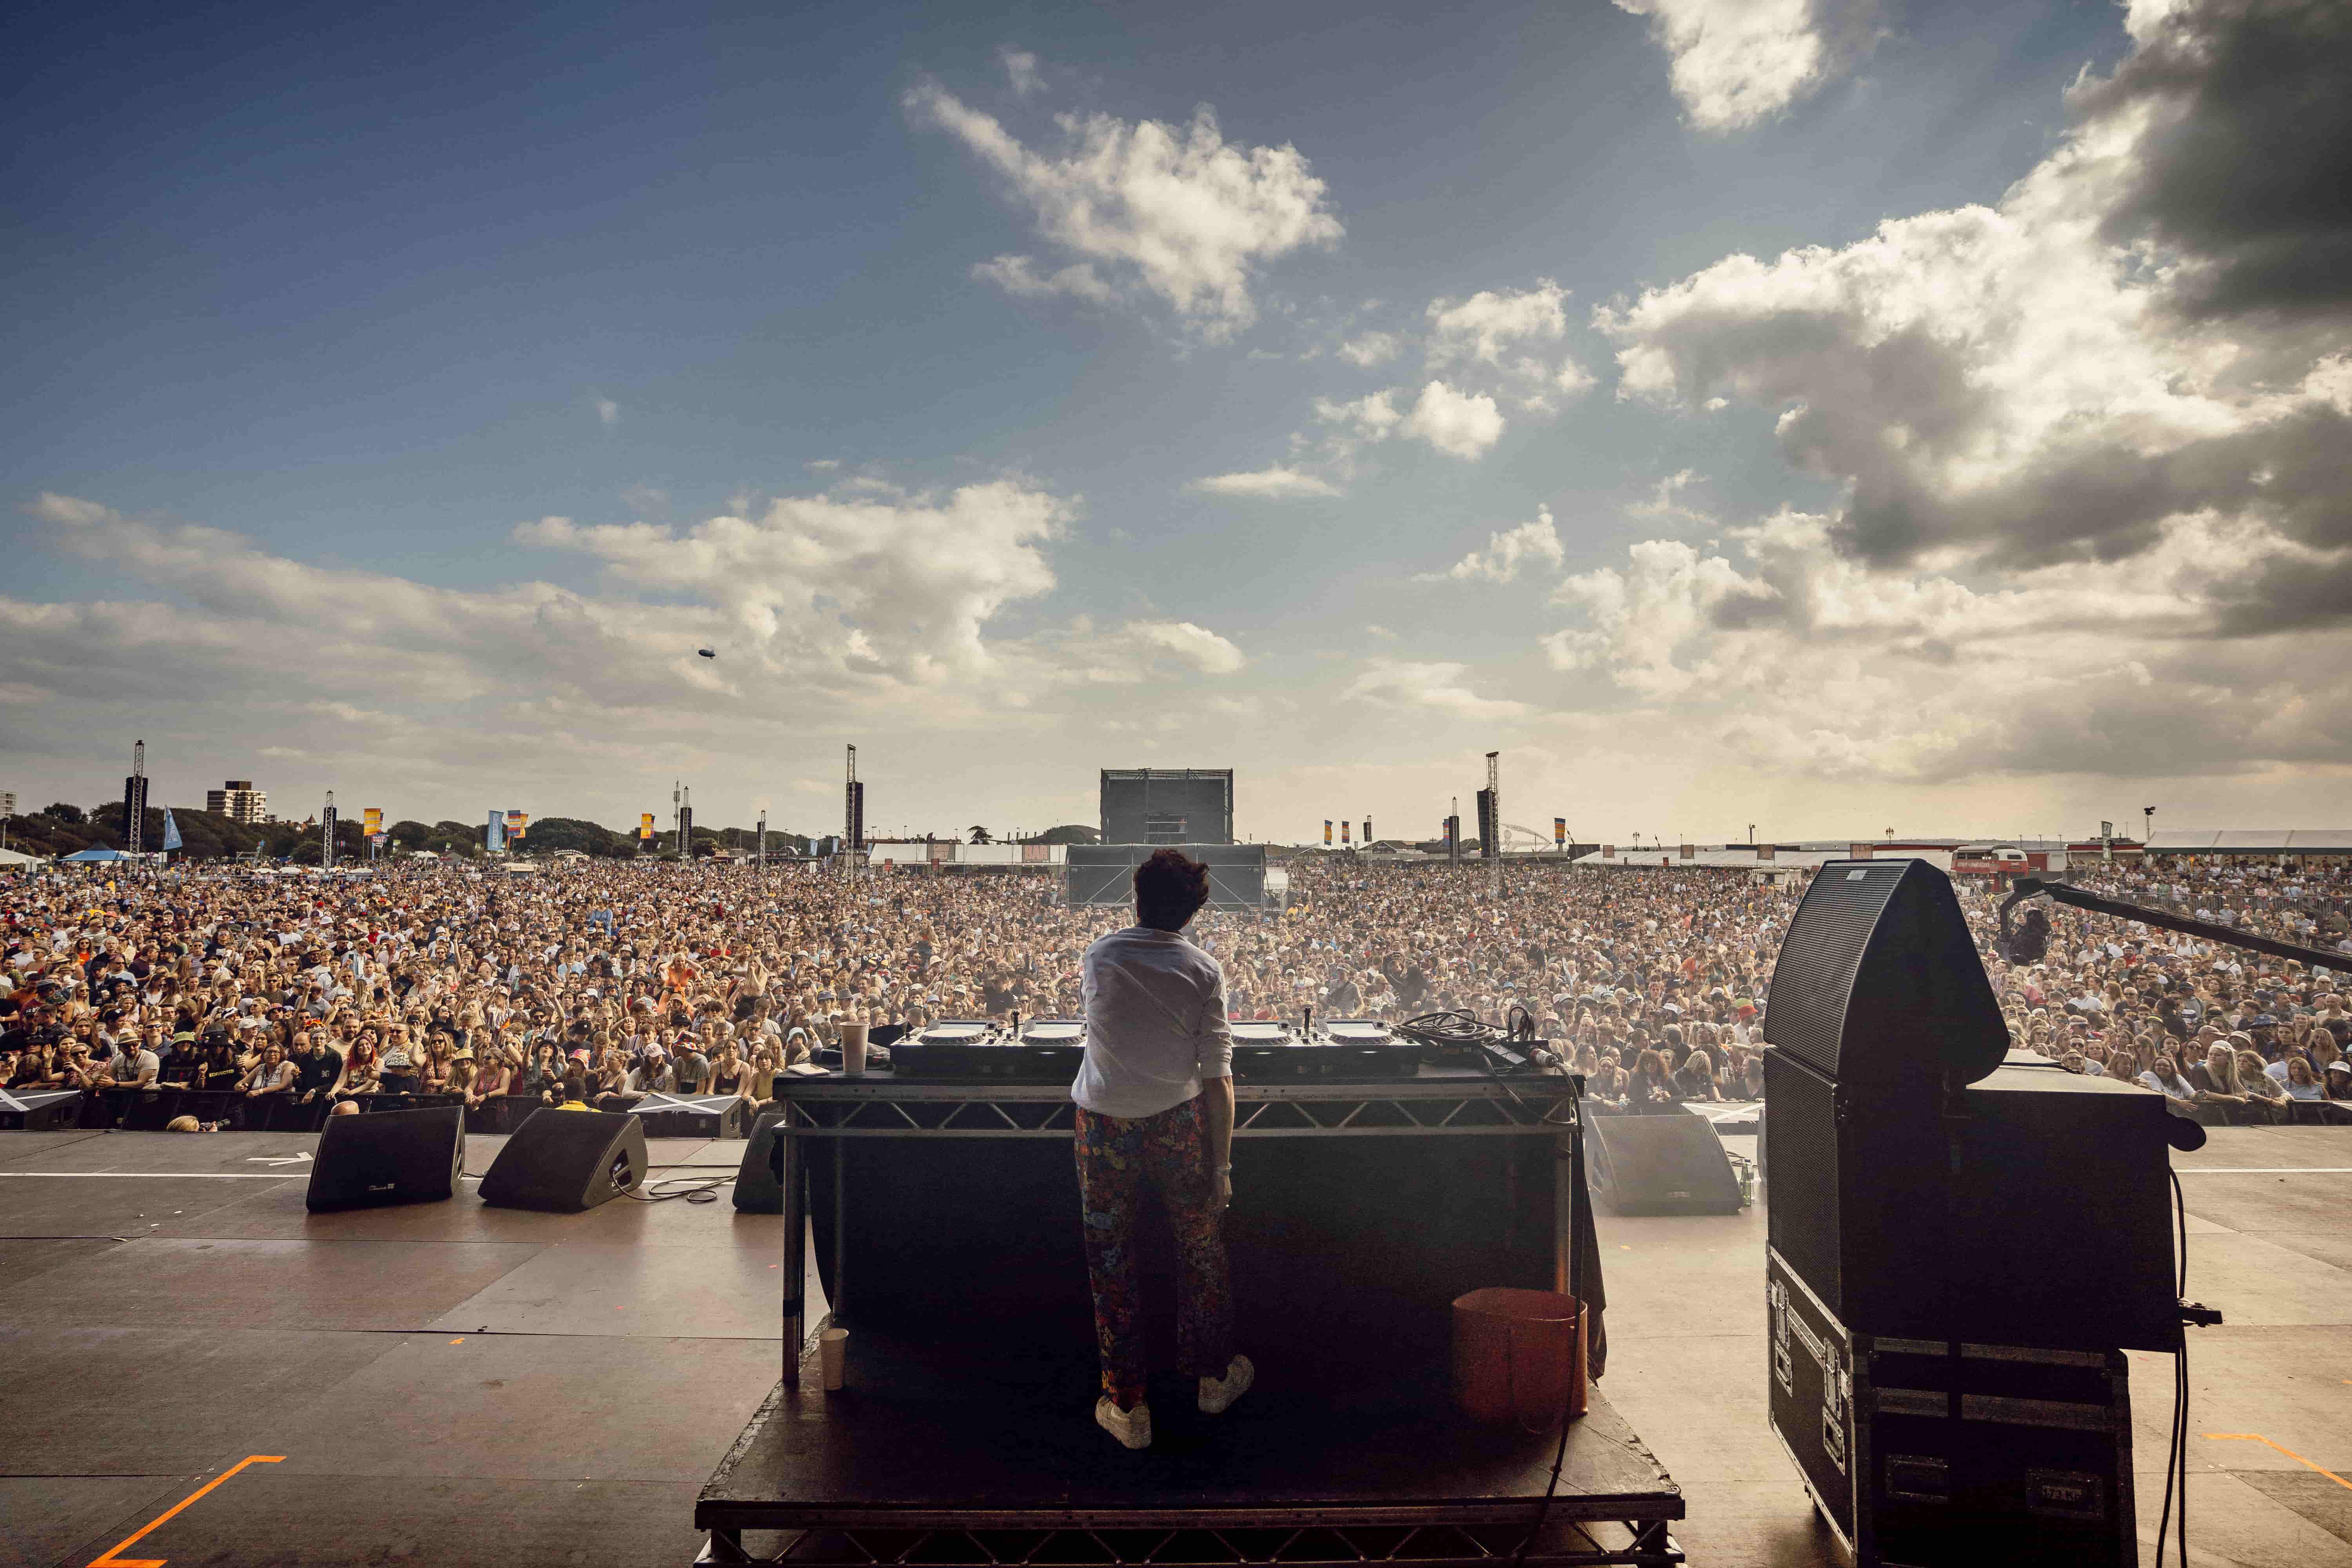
[479,1108,645,1212]
[1764,1050,2187,1350]
[0,1089,82,1131]
[734,1109,788,1213]
[1766,858,2007,1089]
[1769,1247,2136,1568]
[307,1104,466,1212]
[1587,1108,1744,1215]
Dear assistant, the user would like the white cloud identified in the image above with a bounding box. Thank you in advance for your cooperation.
[1127,620,1246,675]
[1555,0,2352,787]
[1613,0,1879,132]
[1537,507,2352,781]
[593,398,621,428]
[905,82,1343,336]
[1343,659,1532,719]
[1000,47,1043,98]
[973,254,1117,304]
[1426,508,1565,584]
[1401,380,1505,459]
[1427,281,1570,365]
[1312,389,1402,442]
[1188,467,1341,499]
[1339,331,1399,366]
[1595,0,2352,631]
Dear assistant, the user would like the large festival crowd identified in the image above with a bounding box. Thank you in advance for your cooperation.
[2,850,2348,1129]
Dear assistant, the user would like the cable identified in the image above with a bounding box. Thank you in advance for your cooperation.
[622,1175,732,1203]
[2156,1166,2189,1568]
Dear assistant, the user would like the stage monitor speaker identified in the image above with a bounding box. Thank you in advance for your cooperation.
[1587,1109,1744,1215]
[1764,858,2006,1089]
[735,1109,788,1213]
[1764,1049,2187,1349]
[307,1104,465,1212]
[479,1108,645,1212]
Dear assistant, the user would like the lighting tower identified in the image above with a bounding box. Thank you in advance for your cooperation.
[323,790,336,871]
[758,807,767,870]
[123,739,147,856]
[1485,751,1501,897]
[844,745,865,872]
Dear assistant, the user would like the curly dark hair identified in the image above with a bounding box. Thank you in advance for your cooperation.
[1133,848,1210,932]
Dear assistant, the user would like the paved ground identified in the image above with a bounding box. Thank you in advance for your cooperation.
[0,1121,2345,1566]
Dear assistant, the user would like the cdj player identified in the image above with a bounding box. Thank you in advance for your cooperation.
[889,1016,1426,1081]
[890,1018,1088,1080]
[1229,1018,1423,1081]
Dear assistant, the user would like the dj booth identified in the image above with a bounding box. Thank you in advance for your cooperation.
[695,1066,1684,1566]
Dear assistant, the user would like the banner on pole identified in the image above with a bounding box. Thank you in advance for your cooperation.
[161,808,183,853]
[639,813,655,840]
[486,811,505,852]
[1554,817,1566,846]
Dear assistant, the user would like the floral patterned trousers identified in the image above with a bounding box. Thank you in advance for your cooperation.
[1073,1093,1234,1410]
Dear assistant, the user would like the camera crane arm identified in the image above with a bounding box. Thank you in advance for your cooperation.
[1998,875,2349,973]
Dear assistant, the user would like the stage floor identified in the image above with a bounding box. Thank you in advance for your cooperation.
[3,1123,2348,1567]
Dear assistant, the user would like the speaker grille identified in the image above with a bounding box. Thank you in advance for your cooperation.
[1765,858,2005,1087]
[1764,860,1905,1078]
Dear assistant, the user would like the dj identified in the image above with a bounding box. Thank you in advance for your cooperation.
[1071,847,1254,1449]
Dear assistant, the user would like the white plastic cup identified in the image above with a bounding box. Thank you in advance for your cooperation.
[841,1023,869,1076]
[819,1326,849,1390]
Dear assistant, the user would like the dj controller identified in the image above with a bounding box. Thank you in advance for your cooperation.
[889,1017,1426,1081]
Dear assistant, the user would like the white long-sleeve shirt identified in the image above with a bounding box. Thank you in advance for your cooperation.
[1072,926,1233,1119]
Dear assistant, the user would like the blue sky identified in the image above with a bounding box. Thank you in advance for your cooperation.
[6,0,2347,844]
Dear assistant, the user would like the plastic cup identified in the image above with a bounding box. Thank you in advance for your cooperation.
[841,1024,869,1076]
[819,1326,848,1390]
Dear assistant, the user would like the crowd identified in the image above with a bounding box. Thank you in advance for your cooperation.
[1980,857,2352,1122]
[1,850,2347,1131]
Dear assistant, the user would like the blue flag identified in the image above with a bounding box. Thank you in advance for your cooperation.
[160,808,183,852]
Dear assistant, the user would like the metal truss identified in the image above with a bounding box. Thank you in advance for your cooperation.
[771,1080,1577,1141]
[698,1519,1680,1567]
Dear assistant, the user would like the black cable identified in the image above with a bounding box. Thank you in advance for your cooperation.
[2157,1166,2189,1568]
[623,1175,731,1203]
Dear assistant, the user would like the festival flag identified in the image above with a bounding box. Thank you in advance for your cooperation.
[1323,820,1332,845]
[1341,821,1350,844]
[639,813,655,840]
[161,808,182,853]
[514,813,528,839]
[363,807,382,837]
[1554,817,1565,846]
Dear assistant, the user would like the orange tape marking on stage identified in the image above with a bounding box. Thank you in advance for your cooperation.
[2205,1434,2352,1492]
[89,1454,285,1567]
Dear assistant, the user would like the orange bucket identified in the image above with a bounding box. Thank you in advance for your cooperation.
[1452,1287,1588,1428]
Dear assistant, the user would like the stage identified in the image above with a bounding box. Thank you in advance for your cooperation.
[1,1121,2347,1566]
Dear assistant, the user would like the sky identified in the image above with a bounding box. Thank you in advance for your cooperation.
[4,0,2348,846]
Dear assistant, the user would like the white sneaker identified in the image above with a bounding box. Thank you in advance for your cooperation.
[1095,1397,1152,1450]
[1198,1354,1254,1415]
